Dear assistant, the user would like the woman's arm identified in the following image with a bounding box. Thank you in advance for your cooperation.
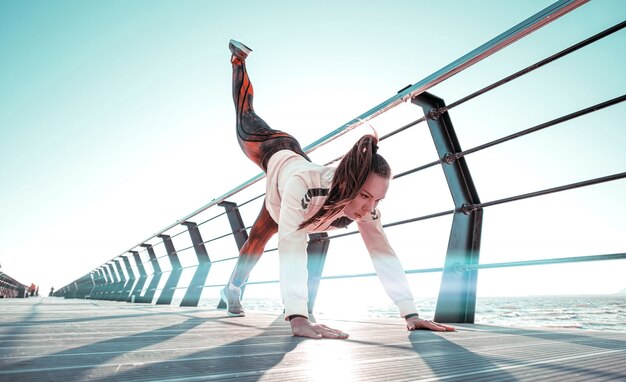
[358,212,456,332]
[357,211,418,317]
[278,176,350,339]
[277,177,311,319]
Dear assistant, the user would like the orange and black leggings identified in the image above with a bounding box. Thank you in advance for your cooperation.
[231,57,310,172]
[228,57,310,287]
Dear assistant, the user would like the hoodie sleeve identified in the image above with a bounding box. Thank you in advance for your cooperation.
[277,176,311,319]
[357,210,418,318]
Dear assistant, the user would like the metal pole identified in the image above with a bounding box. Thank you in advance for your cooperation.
[306,233,330,313]
[140,243,162,304]
[155,234,183,305]
[120,256,136,302]
[104,264,117,300]
[128,251,147,303]
[217,201,249,309]
[113,259,128,301]
[412,92,483,323]
[180,222,211,307]
[92,268,107,300]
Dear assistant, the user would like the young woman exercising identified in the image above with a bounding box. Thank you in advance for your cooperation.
[222,40,455,339]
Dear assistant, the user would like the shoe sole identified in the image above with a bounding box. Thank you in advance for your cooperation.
[229,39,252,56]
[220,288,245,317]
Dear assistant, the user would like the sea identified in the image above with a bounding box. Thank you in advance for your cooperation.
[203,294,626,332]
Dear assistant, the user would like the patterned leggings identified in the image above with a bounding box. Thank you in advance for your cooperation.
[232,58,310,171]
[229,57,310,287]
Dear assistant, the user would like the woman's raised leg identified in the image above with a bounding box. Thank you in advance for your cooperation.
[230,40,309,171]
[222,40,309,316]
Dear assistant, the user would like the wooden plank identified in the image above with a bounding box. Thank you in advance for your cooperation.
[1,298,625,381]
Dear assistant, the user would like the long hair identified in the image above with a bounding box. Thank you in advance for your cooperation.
[298,134,391,229]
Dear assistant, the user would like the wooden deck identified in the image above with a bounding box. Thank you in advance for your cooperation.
[1,298,624,381]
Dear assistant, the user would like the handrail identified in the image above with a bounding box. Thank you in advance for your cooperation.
[113,0,590,265]
[205,253,626,286]
[71,243,625,299]
[0,271,28,298]
[58,0,624,312]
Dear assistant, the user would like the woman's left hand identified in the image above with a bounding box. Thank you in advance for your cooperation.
[406,316,456,332]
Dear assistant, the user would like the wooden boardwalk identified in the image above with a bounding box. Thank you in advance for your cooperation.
[1,298,625,381]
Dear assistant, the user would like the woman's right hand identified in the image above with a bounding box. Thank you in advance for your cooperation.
[290,316,349,339]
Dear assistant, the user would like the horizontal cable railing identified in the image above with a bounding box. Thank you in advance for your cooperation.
[54,0,624,323]
[224,252,626,285]
[107,0,593,259]
[0,271,29,298]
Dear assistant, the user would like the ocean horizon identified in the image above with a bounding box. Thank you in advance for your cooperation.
[197,293,625,332]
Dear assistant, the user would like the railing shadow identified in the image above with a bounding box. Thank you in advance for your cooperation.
[86,316,303,382]
[465,324,626,351]
[408,326,626,381]
[0,316,211,381]
[0,297,43,351]
[0,303,207,327]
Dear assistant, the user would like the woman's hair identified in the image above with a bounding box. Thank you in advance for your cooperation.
[298,134,391,229]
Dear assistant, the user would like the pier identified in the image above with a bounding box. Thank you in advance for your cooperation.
[1,297,625,381]
[2,1,625,381]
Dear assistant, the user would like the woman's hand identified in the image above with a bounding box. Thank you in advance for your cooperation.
[290,316,349,339]
[406,316,456,332]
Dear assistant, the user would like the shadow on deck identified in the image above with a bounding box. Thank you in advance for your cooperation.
[1,297,625,381]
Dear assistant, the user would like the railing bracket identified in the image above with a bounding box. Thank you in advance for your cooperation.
[453,263,468,274]
[428,107,446,120]
[443,153,457,165]
[461,203,476,215]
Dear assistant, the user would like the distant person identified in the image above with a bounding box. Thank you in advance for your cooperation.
[49,287,54,296]
[28,283,36,297]
[221,40,455,339]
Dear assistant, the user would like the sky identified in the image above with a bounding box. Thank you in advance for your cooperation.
[1,0,625,308]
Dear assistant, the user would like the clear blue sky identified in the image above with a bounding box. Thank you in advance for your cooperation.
[1,1,624,302]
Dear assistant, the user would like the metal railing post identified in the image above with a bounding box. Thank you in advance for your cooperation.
[128,251,147,303]
[100,267,111,299]
[180,222,211,307]
[76,275,93,299]
[72,278,82,299]
[120,256,136,301]
[140,243,162,304]
[73,278,83,299]
[412,92,483,323]
[113,260,127,301]
[104,264,117,300]
[85,273,96,298]
[92,268,107,299]
[88,272,97,299]
[63,282,75,299]
[155,234,183,305]
[307,233,330,313]
[217,201,249,309]
[218,201,249,249]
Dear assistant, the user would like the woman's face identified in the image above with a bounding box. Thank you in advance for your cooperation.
[343,173,390,220]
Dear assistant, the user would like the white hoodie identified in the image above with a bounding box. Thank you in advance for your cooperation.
[265,150,418,319]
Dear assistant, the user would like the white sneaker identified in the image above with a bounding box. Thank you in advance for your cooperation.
[220,285,245,317]
[229,39,253,61]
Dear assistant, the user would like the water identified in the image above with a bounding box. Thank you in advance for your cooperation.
[205,294,626,332]
[474,294,626,332]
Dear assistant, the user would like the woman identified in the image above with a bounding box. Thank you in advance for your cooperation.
[222,40,455,339]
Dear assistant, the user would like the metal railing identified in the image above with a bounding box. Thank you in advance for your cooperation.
[54,0,625,323]
[0,270,28,298]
